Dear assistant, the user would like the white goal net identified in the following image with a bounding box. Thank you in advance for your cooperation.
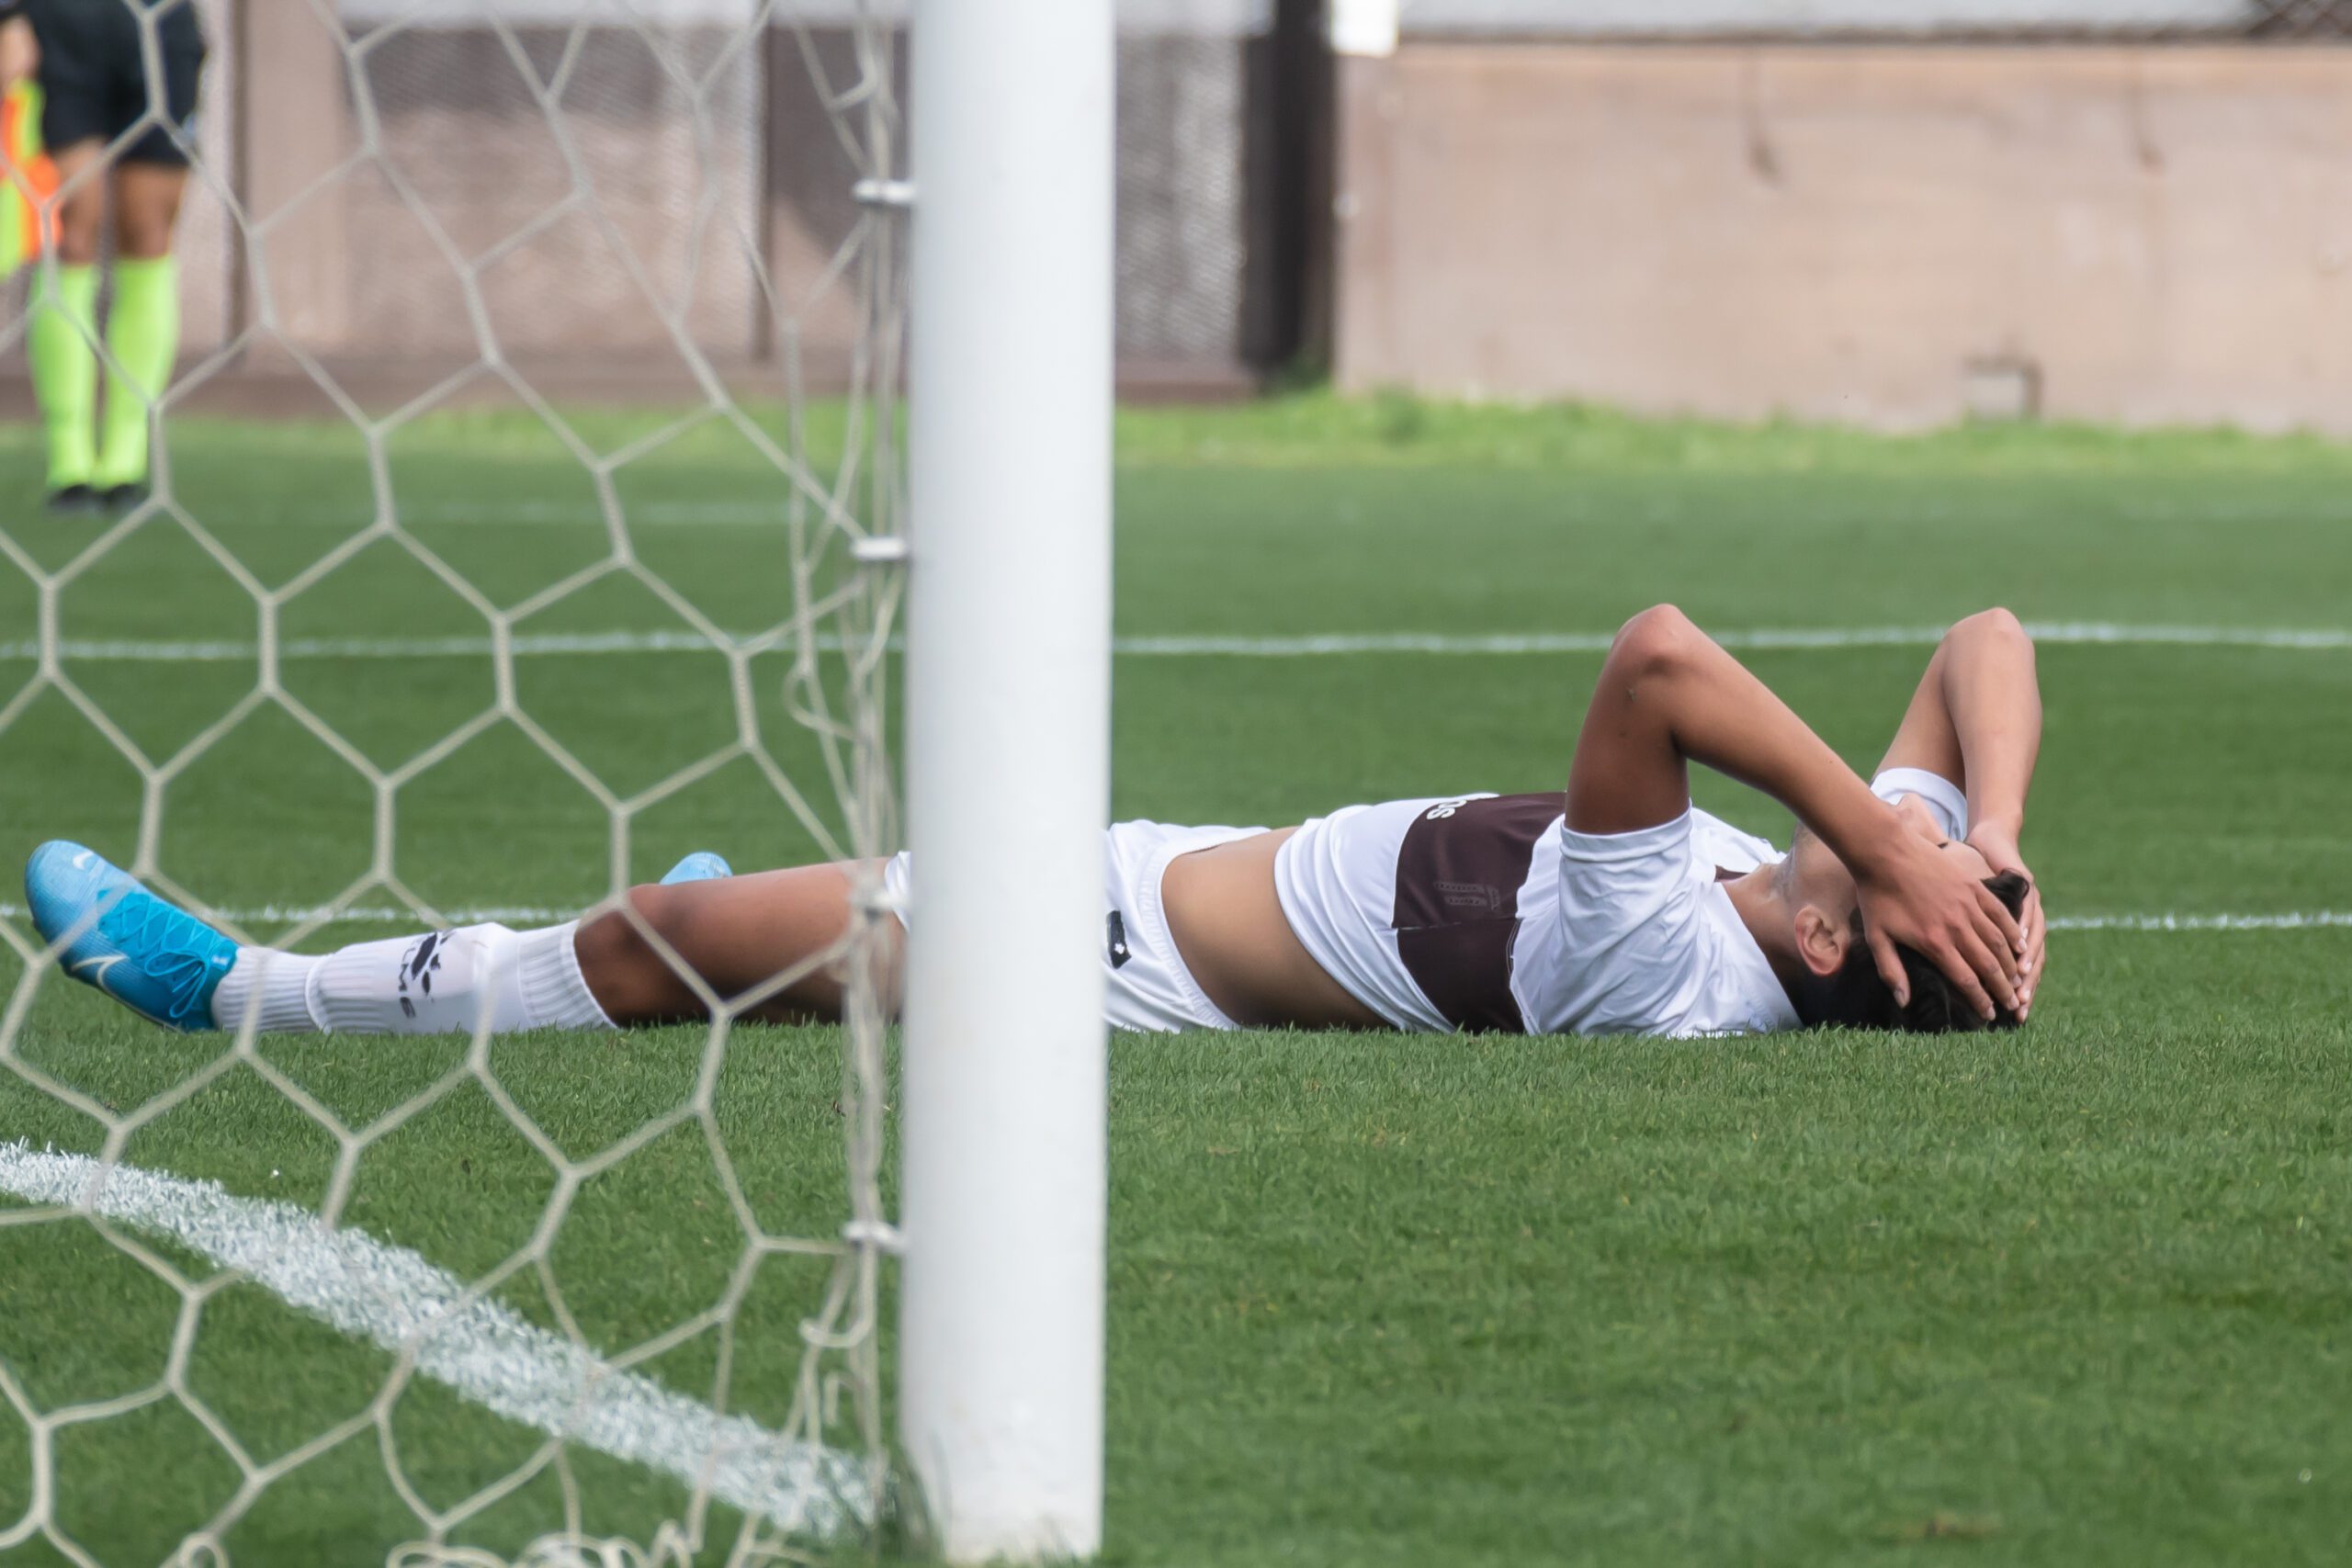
[0,0,904,1562]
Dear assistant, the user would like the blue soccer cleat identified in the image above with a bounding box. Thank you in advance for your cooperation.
[659,852,732,886]
[24,841,240,1032]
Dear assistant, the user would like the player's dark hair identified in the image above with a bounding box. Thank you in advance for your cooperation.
[1792,871,2033,1033]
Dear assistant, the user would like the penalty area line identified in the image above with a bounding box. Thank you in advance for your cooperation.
[0,622,2346,664]
[0,1145,869,1539]
[3,904,2349,935]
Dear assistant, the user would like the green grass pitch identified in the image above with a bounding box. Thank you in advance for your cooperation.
[2,395,2349,1565]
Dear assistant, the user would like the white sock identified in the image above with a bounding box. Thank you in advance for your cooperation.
[209,922,614,1036]
[210,949,321,1033]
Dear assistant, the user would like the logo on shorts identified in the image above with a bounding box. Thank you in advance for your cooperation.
[397,931,450,1019]
[1106,911,1132,970]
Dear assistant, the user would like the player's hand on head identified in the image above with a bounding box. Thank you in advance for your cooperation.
[1855,829,2024,1021]
[1966,825,2043,1020]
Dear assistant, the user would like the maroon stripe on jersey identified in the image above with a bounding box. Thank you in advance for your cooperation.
[1391,793,1565,1033]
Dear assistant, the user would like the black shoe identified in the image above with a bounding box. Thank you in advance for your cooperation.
[98,482,149,513]
[45,484,101,516]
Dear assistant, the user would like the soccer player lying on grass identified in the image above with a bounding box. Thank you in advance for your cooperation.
[28,606,2044,1042]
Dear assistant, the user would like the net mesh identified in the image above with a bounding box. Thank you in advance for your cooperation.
[28,3,1268,385]
[0,0,901,1562]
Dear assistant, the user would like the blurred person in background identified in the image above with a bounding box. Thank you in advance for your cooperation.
[0,0,204,514]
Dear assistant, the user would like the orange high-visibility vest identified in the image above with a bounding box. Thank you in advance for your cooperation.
[0,82,58,278]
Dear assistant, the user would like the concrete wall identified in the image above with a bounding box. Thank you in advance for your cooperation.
[224,4,1261,400]
[1388,1,2256,36]
[1,0,1266,412]
[1333,45,2352,431]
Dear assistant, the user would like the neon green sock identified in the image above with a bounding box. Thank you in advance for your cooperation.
[96,255,180,490]
[28,263,98,491]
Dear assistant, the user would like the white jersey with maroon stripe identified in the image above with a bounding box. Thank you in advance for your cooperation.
[1271,769,1969,1038]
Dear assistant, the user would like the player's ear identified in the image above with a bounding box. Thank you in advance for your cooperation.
[1792,904,1849,978]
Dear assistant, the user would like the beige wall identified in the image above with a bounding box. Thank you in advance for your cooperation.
[9,6,1249,410]
[235,9,774,382]
[1334,45,2352,431]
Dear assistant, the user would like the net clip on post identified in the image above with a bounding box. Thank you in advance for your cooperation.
[853,878,904,920]
[851,535,909,567]
[842,1217,905,1256]
[852,177,914,209]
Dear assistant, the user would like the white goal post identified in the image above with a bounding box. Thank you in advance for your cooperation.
[0,0,1111,1559]
[899,0,1114,1562]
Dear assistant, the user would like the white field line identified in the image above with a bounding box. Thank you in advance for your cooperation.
[1,622,2348,664]
[191,497,2352,530]
[2047,910,2352,932]
[0,902,588,927]
[2,903,2347,934]
[187,503,797,528]
[0,1145,868,1539]
[1119,623,2352,656]
[0,630,775,662]
[409,502,786,526]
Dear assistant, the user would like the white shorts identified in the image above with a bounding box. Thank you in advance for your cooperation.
[880,819,1265,1033]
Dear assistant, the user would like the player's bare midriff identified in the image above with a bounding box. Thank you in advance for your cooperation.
[1160,828,1387,1031]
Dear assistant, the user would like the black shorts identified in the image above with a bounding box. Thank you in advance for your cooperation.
[27,0,206,167]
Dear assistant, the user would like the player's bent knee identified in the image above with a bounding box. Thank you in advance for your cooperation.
[1948,605,2033,659]
[1615,602,1691,644]
[620,881,697,969]
[574,885,705,1021]
[1975,605,2029,642]
[1608,604,1697,681]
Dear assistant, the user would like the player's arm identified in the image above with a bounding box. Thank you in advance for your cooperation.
[1875,607,2041,830]
[0,8,36,91]
[1877,608,2045,1010]
[1567,604,2021,1017]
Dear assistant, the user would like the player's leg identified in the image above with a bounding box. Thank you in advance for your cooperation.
[22,0,145,512]
[25,139,107,509]
[23,840,636,1035]
[89,161,187,504]
[205,852,784,1036]
[91,16,203,506]
[267,857,900,1032]
[571,861,903,1025]
[24,841,891,1035]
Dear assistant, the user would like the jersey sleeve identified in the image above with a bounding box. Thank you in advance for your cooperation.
[1871,766,1968,840]
[1550,810,1709,1032]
